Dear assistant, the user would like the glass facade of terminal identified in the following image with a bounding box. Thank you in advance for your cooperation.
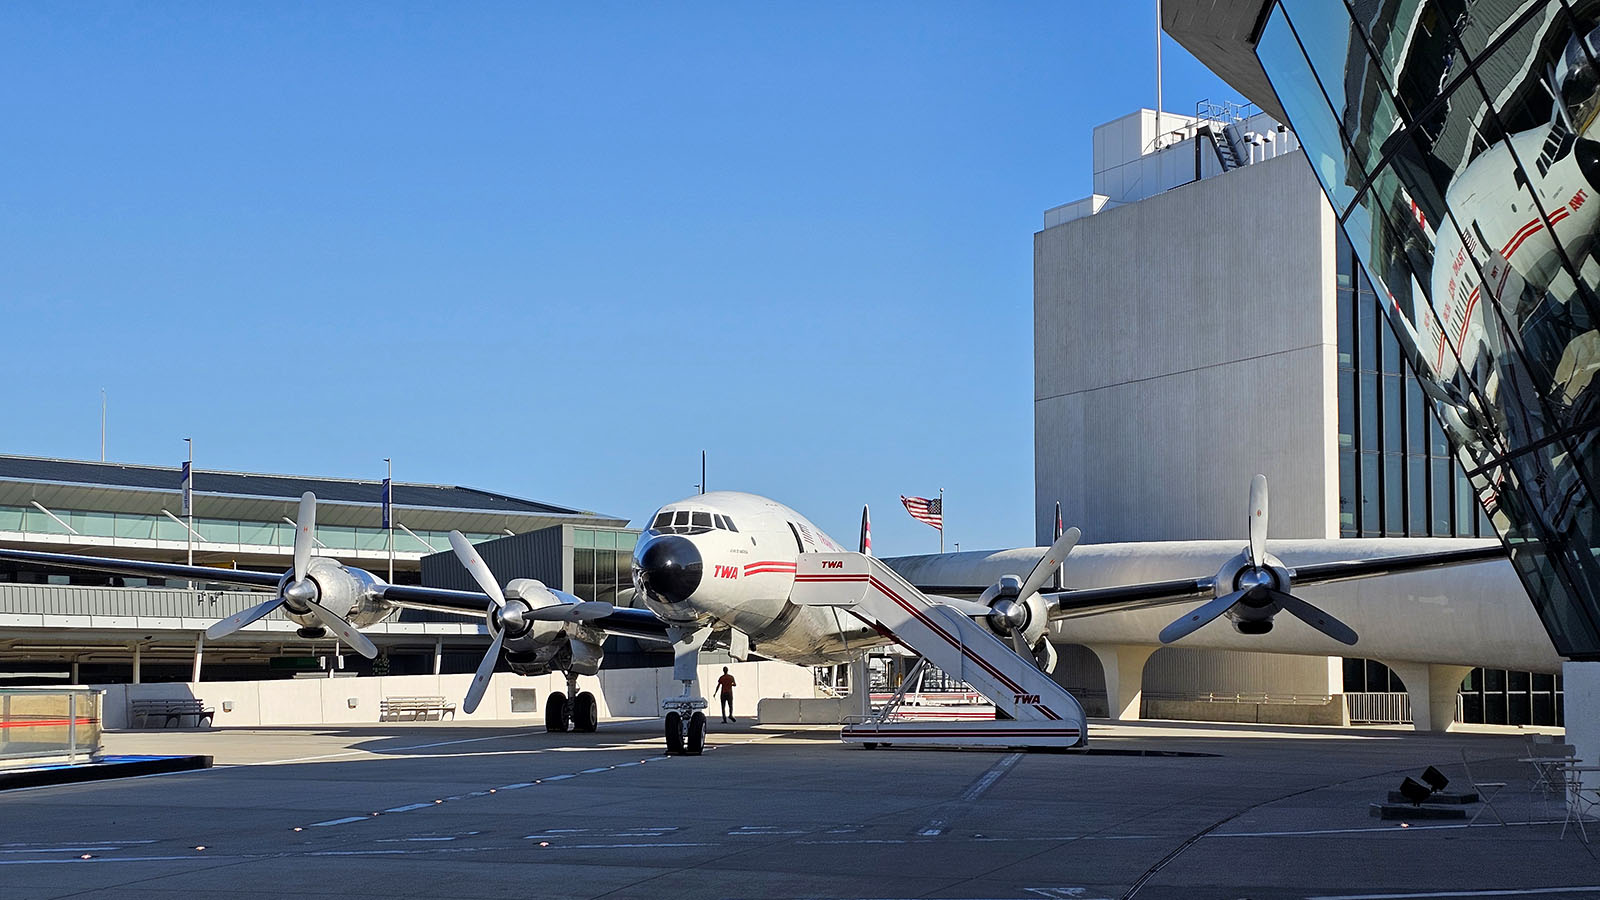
[1259,0,1600,660]
[0,504,500,556]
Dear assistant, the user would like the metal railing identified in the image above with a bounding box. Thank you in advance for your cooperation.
[1344,691,1413,724]
[0,686,103,766]
[1143,690,1333,706]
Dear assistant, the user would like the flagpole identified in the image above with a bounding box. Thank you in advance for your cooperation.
[184,437,194,592]
[938,487,944,554]
[385,458,394,584]
[185,438,193,569]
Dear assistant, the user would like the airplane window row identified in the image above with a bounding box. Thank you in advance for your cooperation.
[649,509,738,535]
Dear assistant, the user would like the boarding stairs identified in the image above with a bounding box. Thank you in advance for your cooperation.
[793,552,1087,749]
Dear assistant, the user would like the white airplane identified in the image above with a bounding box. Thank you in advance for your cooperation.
[0,476,1507,754]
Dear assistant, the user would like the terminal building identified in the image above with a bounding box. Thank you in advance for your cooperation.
[1034,103,1561,727]
[0,455,643,683]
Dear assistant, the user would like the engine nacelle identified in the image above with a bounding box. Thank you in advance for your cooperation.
[278,558,387,630]
[978,575,1052,649]
[494,578,567,655]
[1212,549,1292,636]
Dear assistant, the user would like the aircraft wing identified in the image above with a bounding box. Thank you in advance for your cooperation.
[377,583,672,642]
[0,547,284,589]
[1045,544,1507,620]
[0,547,673,643]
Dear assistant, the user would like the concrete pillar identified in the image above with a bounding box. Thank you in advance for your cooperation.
[434,638,443,675]
[1564,661,1600,821]
[191,634,205,683]
[849,657,870,719]
[70,658,79,685]
[131,642,142,684]
[1086,644,1159,721]
[1382,661,1471,732]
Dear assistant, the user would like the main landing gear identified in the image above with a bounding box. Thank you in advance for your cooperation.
[545,670,599,734]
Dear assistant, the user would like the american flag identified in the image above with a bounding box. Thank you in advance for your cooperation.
[900,495,942,531]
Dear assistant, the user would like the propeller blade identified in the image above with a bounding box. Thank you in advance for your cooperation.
[1158,589,1248,644]
[306,600,379,659]
[1010,627,1034,664]
[205,595,285,640]
[1248,475,1268,568]
[449,530,505,608]
[463,628,506,715]
[1267,590,1359,646]
[936,597,994,618]
[294,492,316,584]
[1019,526,1081,600]
[527,601,614,623]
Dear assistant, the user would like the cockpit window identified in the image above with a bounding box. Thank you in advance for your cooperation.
[649,508,739,536]
[712,514,727,530]
[691,511,713,529]
[652,512,673,529]
[673,510,690,527]
[723,517,738,532]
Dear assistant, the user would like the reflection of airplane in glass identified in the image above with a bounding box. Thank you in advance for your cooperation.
[1424,24,1600,402]
[0,479,1507,753]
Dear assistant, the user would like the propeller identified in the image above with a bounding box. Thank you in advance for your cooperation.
[1158,476,1358,646]
[981,527,1081,668]
[204,492,378,659]
[449,530,613,714]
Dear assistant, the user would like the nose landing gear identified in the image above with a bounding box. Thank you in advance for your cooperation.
[664,709,707,755]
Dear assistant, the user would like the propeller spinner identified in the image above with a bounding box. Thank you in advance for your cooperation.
[1158,475,1358,646]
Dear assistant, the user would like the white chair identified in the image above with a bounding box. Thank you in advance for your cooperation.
[1460,750,1508,825]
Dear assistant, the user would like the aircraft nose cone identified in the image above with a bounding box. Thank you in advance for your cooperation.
[633,534,702,604]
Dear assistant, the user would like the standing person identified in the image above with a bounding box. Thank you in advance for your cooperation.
[716,666,736,723]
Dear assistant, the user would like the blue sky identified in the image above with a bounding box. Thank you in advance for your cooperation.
[1,3,1235,554]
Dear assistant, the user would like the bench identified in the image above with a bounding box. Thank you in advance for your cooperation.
[131,699,214,729]
[379,696,457,721]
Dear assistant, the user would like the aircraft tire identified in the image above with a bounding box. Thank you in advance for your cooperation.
[665,711,684,754]
[545,691,570,733]
[687,711,706,756]
[574,692,598,732]
[862,742,878,750]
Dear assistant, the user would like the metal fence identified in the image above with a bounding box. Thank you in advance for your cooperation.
[1344,691,1413,724]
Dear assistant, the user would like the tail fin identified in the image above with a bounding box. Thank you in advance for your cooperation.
[859,504,872,556]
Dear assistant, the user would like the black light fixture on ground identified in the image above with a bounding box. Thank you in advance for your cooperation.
[1421,766,1450,793]
[1398,777,1433,806]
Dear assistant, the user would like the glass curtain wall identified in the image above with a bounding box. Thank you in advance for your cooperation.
[1338,229,1492,537]
[1260,0,1600,659]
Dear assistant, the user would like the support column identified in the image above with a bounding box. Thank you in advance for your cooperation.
[1563,661,1600,821]
[70,657,80,685]
[1382,661,1472,732]
[1086,644,1158,721]
[849,656,870,719]
[191,634,205,683]
[433,638,443,675]
[131,642,142,684]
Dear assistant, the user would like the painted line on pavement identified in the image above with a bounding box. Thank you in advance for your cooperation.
[1305,888,1600,900]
